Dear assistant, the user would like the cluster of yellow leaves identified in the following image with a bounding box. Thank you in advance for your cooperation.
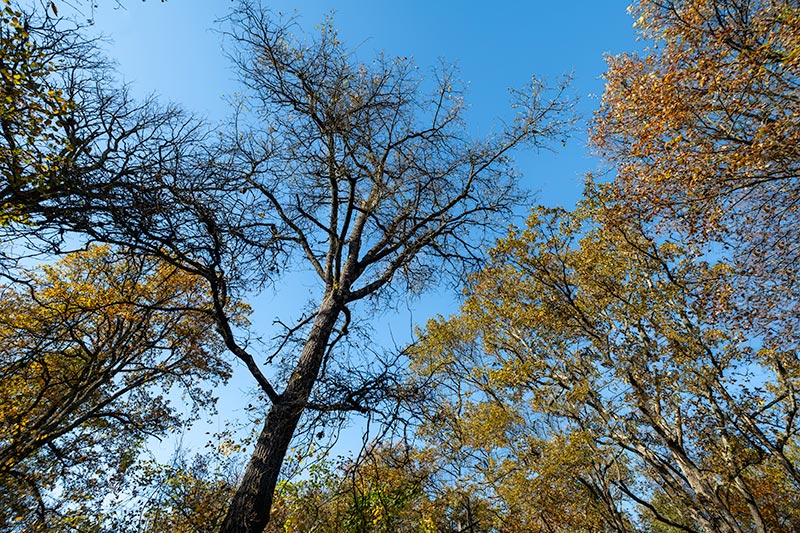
[411,190,800,531]
[0,1,76,224]
[592,4,800,358]
[594,0,800,270]
[0,245,233,531]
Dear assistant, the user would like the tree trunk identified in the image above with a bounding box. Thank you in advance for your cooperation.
[219,293,340,533]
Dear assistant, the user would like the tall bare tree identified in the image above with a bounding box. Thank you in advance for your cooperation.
[200,3,573,530]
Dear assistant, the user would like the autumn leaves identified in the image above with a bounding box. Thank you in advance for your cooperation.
[407,1,800,531]
[1,0,799,531]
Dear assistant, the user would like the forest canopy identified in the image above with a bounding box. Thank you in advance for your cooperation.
[1,1,798,532]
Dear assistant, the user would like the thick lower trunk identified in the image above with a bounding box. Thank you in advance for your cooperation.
[219,295,340,533]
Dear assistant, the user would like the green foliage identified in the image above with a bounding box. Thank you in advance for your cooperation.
[117,451,240,533]
[262,442,517,533]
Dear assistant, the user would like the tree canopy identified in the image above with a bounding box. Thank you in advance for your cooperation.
[0,245,231,532]
[1,0,799,532]
[593,0,800,366]
[412,189,800,532]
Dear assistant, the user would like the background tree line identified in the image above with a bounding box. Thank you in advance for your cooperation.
[1,0,798,532]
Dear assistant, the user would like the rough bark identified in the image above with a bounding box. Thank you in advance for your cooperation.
[219,293,340,533]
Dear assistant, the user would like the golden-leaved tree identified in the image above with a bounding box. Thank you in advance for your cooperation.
[411,1,800,517]
[0,245,232,532]
[592,0,800,369]
[412,190,800,533]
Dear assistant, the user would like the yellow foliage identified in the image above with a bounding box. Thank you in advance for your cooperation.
[0,245,233,529]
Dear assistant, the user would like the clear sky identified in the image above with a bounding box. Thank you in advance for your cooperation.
[82,0,641,457]
[89,1,639,208]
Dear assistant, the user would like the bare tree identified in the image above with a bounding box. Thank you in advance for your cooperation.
[203,3,573,531]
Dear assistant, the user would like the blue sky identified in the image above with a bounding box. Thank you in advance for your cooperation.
[90,1,638,208]
[84,0,641,456]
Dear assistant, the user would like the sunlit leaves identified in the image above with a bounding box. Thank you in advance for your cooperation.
[595,0,800,227]
[0,2,77,224]
[412,192,800,532]
[0,245,232,531]
[592,0,800,366]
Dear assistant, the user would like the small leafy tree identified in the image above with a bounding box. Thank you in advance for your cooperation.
[0,245,231,531]
[118,451,241,533]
